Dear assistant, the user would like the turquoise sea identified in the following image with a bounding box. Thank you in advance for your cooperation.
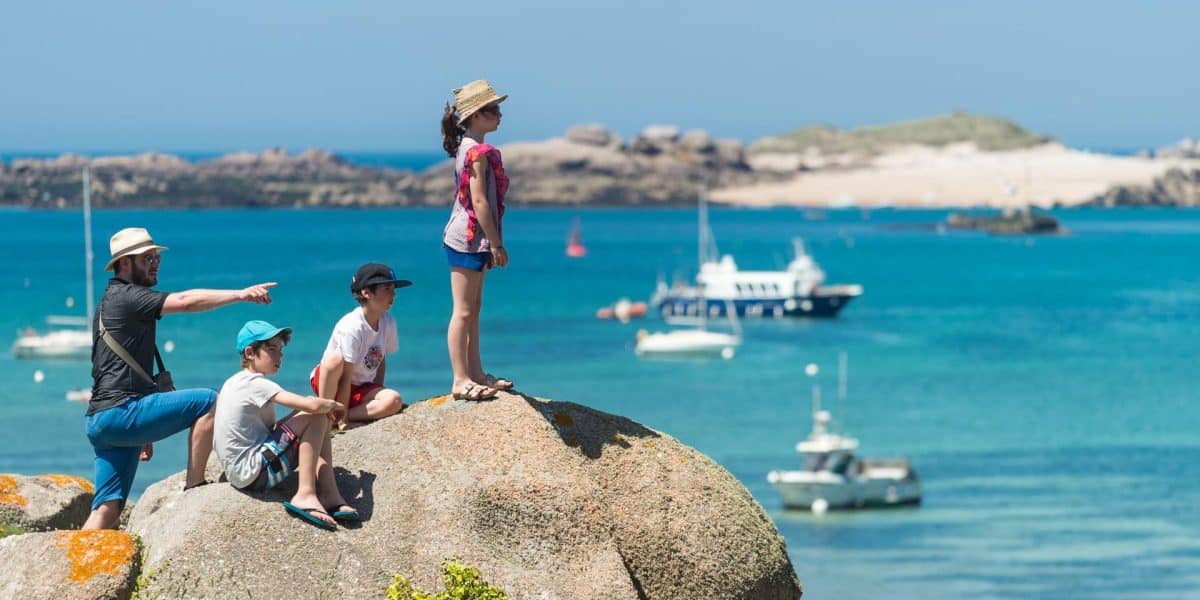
[3,206,1200,598]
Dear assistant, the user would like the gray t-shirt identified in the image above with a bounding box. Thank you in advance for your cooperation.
[214,370,284,488]
[442,137,500,253]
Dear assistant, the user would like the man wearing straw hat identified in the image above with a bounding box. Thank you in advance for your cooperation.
[82,227,277,530]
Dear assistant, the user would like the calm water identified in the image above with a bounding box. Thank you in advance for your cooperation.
[2,206,1199,599]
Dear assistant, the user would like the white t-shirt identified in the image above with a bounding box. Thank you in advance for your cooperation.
[321,307,398,385]
[213,370,284,489]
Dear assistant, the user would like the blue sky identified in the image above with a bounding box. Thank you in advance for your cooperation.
[2,1,1196,152]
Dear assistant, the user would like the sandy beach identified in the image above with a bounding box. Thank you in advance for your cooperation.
[712,143,1200,208]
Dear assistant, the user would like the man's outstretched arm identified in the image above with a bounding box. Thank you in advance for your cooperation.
[162,282,277,315]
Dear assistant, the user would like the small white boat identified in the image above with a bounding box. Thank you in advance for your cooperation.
[635,328,739,359]
[636,190,741,359]
[12,168,95,361]
[767,356,921,512]
[13,328,93,360]
[65,388,93,403]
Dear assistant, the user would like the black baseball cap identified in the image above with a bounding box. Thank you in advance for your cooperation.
[350,263,412,293]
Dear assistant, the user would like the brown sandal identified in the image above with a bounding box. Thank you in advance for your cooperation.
[452,382,497,401]
[484,374,514,390]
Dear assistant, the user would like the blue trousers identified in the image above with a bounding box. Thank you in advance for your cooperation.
[85,388,216,510]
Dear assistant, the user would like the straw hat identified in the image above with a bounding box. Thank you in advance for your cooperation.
[453,79,508,125]
[105,227,168,271]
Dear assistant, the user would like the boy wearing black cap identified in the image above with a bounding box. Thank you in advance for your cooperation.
[309,263,410,426]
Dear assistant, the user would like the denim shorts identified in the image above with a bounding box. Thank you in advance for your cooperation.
[85,388,217,510]
[444,244,492,272]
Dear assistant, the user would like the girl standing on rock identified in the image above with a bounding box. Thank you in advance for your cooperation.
[440,79,513,401]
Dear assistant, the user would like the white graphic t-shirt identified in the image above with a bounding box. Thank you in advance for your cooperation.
[321,307,398,385]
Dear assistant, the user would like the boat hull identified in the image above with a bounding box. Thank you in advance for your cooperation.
[656,292,857,319]
[767,472,922,511]
[12,330,93,360]
[635,330,740,358]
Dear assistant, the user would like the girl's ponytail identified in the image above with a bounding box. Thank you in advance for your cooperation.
[441,103,465,157]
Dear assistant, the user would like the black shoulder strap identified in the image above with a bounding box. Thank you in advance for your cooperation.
[97,300,167,384]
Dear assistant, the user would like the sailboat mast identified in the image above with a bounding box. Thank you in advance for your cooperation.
[837,351,847,433]
[697,189,708,329]
[83,167,95,335]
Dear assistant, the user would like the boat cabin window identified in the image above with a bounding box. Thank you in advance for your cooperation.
[829,453,853,475]
[803,453,829,471]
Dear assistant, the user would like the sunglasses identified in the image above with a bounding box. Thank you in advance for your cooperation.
[480,104,502,117]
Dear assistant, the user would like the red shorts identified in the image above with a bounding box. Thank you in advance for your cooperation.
[309,367,382,408]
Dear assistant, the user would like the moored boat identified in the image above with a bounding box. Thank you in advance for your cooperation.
[566,217,587,258]
[652,237,862,320]
[12,168,95,360]
[767,358,921,512]
[636,191,742,359]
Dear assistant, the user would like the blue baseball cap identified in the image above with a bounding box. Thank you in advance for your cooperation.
[236,320,293,353]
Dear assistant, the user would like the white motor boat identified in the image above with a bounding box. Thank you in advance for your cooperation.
[652,235,863,320]
[767,356,921,512]
[12,168,96,361]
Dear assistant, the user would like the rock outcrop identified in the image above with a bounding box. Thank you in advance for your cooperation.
[0,473,94,531]
[0,530,140,600]
[1,124,773,208]
[1089,168,1200,207]
[413,125,764,206]
[127,393,802,599]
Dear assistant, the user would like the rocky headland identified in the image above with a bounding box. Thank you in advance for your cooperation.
[1087,168,1200,207]
[0,393,803,600]
[4,113,1195,209]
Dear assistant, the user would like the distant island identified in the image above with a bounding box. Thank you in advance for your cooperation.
[3,113,1197,209]
[749,112,1053,155]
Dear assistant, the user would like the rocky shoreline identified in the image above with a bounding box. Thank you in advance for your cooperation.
[1086,168,1200,207]
[0,124,769,209]
[4,114,1195,209]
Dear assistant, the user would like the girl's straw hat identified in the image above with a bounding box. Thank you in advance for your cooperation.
[453,80,508,125]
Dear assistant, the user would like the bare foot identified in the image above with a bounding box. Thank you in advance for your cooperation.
[290,493,337,528]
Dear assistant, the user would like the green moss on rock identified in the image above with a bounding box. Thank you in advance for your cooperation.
[387,559,508,600]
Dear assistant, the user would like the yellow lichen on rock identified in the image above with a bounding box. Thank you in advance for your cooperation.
[552,412,574,428]
[427,394,451,407]
[54,530,136,583]
[0,474,28,508]
[39,474,95,493]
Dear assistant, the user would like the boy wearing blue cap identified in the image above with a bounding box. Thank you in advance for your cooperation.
[309,263,410,426]
[213,320,356,530]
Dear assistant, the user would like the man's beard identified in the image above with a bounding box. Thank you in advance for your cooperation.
[131,262,157,287]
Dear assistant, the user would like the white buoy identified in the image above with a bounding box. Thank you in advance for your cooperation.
[805,363,819,377]
[33,370,45,383]
[811,498,829,515]
[65,296,75,308]
[164,340,176,353]
[720,347,735,360]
